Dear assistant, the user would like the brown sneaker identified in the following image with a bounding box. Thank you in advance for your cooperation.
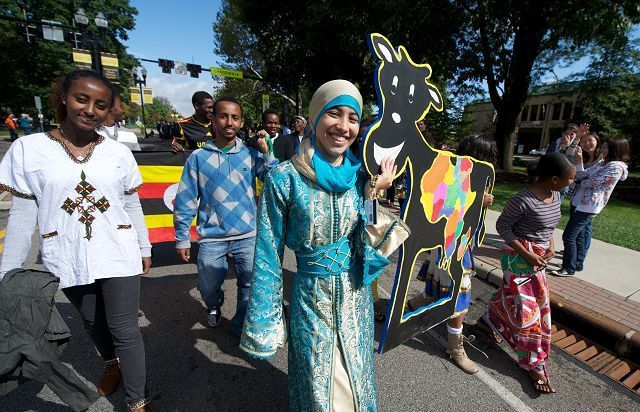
[128,397,152,411]
[98,358,121,396]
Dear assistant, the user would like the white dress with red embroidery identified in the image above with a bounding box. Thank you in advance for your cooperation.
[0,132,144,288]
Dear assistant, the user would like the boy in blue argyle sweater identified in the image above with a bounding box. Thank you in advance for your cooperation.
[174,96,277,335]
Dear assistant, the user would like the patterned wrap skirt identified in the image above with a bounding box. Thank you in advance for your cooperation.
[485,239,552,371]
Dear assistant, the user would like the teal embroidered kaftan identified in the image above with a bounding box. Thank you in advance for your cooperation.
[240,161,381,411]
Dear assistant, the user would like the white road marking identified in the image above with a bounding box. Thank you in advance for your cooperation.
[376,285,534,412]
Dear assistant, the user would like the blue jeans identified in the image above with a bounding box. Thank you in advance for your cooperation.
[562,206,595,274]
[196,237,255,335]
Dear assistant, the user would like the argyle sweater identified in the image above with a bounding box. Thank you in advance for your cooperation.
[173,138,278,247]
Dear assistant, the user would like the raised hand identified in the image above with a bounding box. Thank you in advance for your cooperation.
[256,130,270,154]
[578,123,590,139]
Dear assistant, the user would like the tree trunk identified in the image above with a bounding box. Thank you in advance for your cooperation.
[494,109,520,171]
[481,3,550,170]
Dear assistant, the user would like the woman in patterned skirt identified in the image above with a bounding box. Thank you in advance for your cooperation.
[478,152,575,394]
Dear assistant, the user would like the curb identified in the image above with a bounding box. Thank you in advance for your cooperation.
[474,259,640,363]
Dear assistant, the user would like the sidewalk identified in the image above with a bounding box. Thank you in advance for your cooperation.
[475,209,640,360]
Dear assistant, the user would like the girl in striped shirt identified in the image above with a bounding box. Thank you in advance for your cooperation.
[479,152,575,394]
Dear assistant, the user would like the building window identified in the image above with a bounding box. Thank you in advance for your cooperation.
[530,105,539,121]
[521,105,529,121]
[562,102,574,120]
[539,104,546,121]
[552,103,562,121]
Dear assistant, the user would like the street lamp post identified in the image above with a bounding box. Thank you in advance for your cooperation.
[133,67,148,138]
[73,8,108,72]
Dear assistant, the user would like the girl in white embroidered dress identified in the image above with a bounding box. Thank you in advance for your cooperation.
[0,70,152,411]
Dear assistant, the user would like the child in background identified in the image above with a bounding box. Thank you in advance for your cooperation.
[552,136,630,277]
[479,152,576,394]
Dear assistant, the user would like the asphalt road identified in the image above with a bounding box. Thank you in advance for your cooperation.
[0,138,638,411]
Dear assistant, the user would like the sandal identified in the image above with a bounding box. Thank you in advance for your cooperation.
[529,367,556,394]
[476,316,503,344]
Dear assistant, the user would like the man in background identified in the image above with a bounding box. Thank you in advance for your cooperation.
[251,109,295,162]
[286,115,307,154]
[97,96,141,151]
[4,112,18,141]
[172,91,215,152]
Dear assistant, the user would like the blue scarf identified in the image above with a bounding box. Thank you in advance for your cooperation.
[311,144,361,192]
[311,95,362,193]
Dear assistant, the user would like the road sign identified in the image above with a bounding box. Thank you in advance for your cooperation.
[130,87,153,105]
[175,61,187,75]
[34,96,42,110]
[210,67,243,79]
[72,48,92,70]
[262,94,270,112]
[100,52,120,82]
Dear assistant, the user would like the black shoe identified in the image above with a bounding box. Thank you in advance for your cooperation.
[550,269,574,277]
[207,309,221,327]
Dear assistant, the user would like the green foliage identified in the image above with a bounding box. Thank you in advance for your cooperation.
[0,0,138,118]
[213,0,467,135]
[213,78,296,128]
[213,0,640,170]
[454,0,640,170]
[132,96,178,124]
[573,38,640,165]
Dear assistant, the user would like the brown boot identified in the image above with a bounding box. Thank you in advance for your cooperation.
[446,333,479,374]
[98,358,121,396]
[128,397,152,412]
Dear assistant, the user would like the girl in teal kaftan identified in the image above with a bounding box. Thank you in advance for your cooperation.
[240,80,407,411]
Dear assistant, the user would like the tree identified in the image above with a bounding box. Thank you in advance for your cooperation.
[141,96,178,124]
[577,76,640,165]
[0,0,138,119]
[455,0,640,170]
[213,0,465,138]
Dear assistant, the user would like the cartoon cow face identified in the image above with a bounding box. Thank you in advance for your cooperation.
[364,33,444,175]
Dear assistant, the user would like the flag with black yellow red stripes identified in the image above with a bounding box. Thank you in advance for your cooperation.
[133,151,197,266]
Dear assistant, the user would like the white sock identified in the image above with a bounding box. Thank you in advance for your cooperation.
[447,324,463,335]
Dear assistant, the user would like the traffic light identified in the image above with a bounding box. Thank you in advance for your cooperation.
[186,63,201,78]
[158,59,175,74]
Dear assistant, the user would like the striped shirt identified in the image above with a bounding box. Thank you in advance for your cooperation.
[496,189,561,244]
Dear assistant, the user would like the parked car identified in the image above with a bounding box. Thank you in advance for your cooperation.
[529,147,547,156]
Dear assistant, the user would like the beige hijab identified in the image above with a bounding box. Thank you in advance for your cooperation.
[292,79,364,182]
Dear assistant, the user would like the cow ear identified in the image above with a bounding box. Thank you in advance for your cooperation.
[369,33,396,64]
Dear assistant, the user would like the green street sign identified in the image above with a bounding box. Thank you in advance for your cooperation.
[210,67,244,79]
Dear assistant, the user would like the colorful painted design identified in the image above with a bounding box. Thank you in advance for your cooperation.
[61,171,110,240]
[420,155,477,265]
[361,33,495,353]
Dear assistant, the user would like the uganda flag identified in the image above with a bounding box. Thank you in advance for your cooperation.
[133,151,197,266]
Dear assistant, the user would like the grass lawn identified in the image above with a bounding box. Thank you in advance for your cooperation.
[490,180,640,251]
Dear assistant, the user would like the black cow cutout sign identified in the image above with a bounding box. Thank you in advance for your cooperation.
[362,33,495,353]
